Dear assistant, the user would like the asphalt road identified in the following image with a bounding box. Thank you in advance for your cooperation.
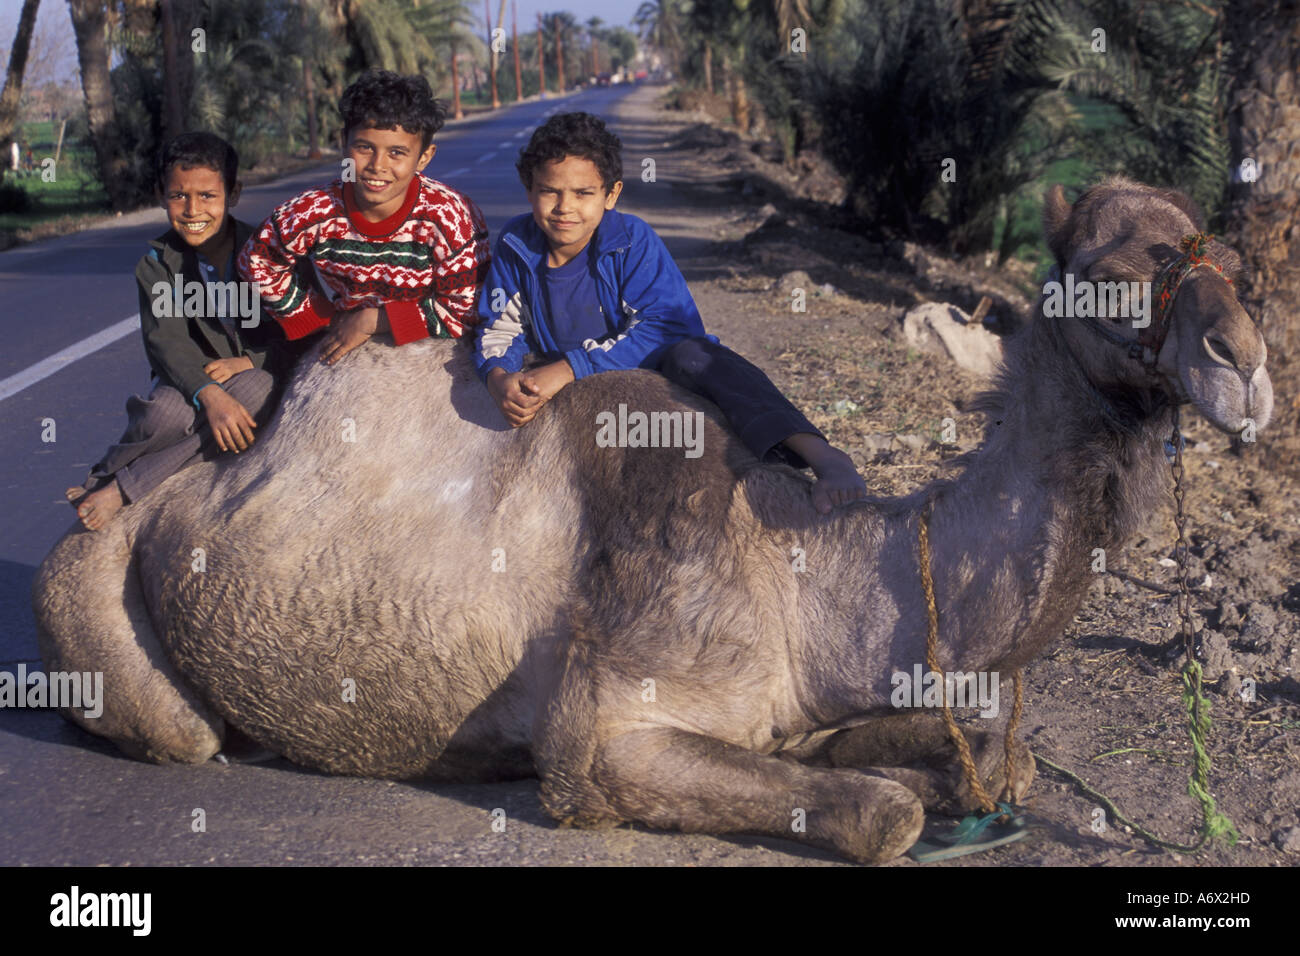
[0,84,849,866]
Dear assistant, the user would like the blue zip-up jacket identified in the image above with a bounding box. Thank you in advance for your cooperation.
[474,208,714,381]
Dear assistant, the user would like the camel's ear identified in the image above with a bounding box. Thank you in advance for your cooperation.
[1043,184,1072,264]
[1155,187,1205,231]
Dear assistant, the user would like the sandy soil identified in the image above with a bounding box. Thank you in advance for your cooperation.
[611,86,1300,867]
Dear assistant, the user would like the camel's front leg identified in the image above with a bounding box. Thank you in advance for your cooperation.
[828,712,1035,814]
[538,724,925,864]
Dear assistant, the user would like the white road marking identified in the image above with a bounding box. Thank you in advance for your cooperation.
[477,151,498,163]
[0,314,141,403]
[498,141,512,148]
[443,167,470,177]
[514,128,531,138]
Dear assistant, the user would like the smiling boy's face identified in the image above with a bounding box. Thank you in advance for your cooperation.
[527,156,623,267]
[161,164,239,254]
[345,124,436,221]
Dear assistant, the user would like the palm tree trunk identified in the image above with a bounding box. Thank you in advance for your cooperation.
[67,0,130,210]
[450,41,463,119]
[556,26,565,91]
[304,60,320,157]
[0,0,42,165]
[158,0,184,143]
[1225,0,1300,450]
[722,55,749,131]
[537,14,546,96]
[702,40,713,95]
[484,0,499,109]
[512,0,522,102]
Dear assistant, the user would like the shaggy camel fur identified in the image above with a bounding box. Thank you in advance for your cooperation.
[33,178,1273,863]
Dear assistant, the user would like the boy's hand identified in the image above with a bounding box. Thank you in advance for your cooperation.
[321,306,386,366]
[198,386,258,452]
[487,367,545,427]
[487,360,574,428]
[521,360,575,403]
[203,356,254,384]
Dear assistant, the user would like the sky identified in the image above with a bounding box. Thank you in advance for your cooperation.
[0,0,647,76]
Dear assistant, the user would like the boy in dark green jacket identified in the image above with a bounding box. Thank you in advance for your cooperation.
[67,132,288,530]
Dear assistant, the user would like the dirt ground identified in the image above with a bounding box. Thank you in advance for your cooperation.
[612,88,1300,867]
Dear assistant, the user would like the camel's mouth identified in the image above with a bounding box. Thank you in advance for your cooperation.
[1180,360,1273,436]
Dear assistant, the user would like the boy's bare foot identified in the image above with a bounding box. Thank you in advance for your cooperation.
[66,480,125,531]
[809,451,869,514]
[783,434,869,514]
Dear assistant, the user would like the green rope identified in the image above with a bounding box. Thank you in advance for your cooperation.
[1180,660,1240,846]
[1033,659,1238,854]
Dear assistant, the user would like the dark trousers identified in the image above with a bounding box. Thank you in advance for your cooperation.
[657,337,823,468]
[85,369,276,504]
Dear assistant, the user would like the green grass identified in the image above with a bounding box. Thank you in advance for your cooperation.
[992,95,1128,279]
[0,120,110,232]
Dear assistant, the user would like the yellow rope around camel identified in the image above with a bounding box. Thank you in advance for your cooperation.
[917,509,1022,817]
[916,408,1240,852]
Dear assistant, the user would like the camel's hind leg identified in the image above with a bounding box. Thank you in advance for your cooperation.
[32,525,224,763]
[828,712,1035,814]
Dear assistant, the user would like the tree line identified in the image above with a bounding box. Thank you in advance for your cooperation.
[0,1,637,212]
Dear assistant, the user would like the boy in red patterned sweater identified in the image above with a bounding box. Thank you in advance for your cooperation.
[238,70,489,365]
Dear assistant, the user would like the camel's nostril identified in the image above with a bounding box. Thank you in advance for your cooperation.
[1203,334,1238,370]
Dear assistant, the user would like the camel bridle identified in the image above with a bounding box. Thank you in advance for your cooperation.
[1069,232,1236,381]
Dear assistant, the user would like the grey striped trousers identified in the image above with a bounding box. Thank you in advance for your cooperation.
[85,369,276,504]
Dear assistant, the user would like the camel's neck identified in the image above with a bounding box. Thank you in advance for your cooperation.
[924,316,1174,669]
[796,317,1176,732]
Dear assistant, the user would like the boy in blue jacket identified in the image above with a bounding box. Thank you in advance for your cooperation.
[475,112,866,513]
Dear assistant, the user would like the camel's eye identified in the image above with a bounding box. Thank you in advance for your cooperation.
[1084,272,1147,323]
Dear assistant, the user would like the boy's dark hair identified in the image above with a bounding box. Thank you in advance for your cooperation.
[339,70,447,151]
[516,112,623,192]
[156,131,239,194]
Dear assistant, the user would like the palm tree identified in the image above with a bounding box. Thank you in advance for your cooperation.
[403,0,479,102]
[158,0,184,143]
[634,0,684,73]
[541,12,578,90]
[587,16,603,74]
[1223,0,1300,452]
[67,0,131,209]
[0,0,42,169]
[323,0,439,78]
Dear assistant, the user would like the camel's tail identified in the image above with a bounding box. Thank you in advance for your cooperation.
[31,520,224,763]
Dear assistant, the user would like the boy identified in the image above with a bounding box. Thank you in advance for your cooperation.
[475,112,867,513]
[238,70,490,365]
[68,131,284,531]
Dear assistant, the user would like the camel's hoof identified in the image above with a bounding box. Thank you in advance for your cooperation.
[820,773,925,864]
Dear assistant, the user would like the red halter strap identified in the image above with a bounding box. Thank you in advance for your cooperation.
[1139,233,1235,366]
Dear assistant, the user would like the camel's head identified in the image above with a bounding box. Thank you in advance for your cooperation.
[1043,178,1272,435]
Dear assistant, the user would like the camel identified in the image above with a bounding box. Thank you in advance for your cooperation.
[33,177,1273,863]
